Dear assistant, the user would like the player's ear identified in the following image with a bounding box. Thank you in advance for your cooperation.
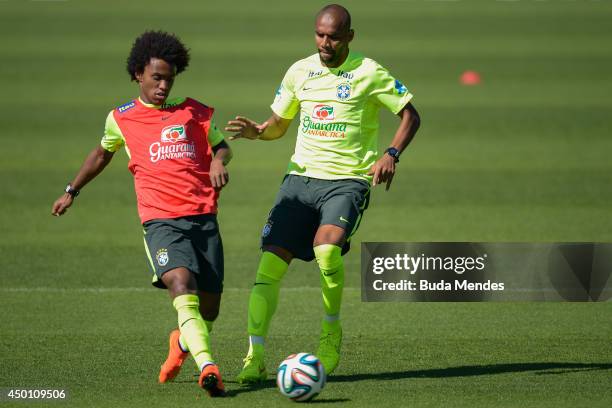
[135,70,144,83]
[348,29,354,43]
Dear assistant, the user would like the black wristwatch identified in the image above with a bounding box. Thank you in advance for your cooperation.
[385,147,400,163]
[65,183,80,198]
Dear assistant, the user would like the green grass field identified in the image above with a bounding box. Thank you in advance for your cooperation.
[1,0,611,406]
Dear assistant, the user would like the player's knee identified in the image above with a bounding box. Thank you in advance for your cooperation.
[163,268,198,298]
[256,251,289,282]
[313,225,346,247]
[314,244,343,269]
[262,245,293,265]
[168,277,197,297]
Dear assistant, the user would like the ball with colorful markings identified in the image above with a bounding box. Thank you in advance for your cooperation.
[276,353,326,402]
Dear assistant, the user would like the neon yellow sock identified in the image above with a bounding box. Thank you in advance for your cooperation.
[314,244,344,317]
[173,294,212,369]
[178,320,212,352]
[247,252,288,339]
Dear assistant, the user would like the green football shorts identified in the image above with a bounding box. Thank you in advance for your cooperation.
[143,214,224,293]
[261,175,370,261]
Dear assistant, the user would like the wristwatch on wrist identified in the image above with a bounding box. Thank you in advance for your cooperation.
[65,183,80,198]
[385,147,400,163]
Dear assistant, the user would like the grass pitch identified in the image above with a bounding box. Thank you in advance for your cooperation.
[1,0,611,407]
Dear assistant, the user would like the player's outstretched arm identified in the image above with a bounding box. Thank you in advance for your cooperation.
[368,102,421,190]
[51,146,114,216]
[210,140,232,189]
[225,113,292,141]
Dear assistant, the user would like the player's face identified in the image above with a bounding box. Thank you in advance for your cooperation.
[315,15,353,68]
[135,58,176,105]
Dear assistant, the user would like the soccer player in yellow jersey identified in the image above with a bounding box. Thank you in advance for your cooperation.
[226,4,421,383]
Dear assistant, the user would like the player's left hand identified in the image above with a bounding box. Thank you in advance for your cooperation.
[368,155,396,191]
[209,158,229,189]
[51,193,74,216]
[225,116,267,140]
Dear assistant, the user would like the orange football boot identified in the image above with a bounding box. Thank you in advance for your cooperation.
[198,363,226,397]
[158,329,189,383]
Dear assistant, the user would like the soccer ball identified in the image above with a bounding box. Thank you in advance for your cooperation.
[276,353,326,402]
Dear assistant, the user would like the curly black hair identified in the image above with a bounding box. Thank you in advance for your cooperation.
[126,30,190,81]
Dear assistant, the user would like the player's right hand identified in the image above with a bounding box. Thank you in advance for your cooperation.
[225,116,267,140]
[209,158,229,190]
[51,194,74,216]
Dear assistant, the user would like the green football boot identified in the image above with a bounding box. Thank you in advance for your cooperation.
[316,322,342,374]
[236,350,267,385]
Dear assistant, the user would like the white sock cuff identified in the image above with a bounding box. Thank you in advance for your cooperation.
[249,335,265,346]
[199,360,215,372]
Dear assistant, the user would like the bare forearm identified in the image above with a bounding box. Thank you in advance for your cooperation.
[258,114,291,141]
[225,112,291,141]
[390,103,421,153]
[70,146,114,190]
[258,123,286,140]
[212,143,232,166]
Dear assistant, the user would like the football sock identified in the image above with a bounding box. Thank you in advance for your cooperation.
[199,360,215,372]
[173,294,213,369]
[249,335,265,346]
[179,320,212,353]
[247,335,265,356]
[322,317,341,332]
[247,251,289,343]
[324,313,340,322]
[178,334,189,353]
[314,244,344,318]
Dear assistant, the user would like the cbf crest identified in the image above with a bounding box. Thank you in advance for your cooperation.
[394,79,408,95]
[337,82,351,100]
[262,221,273,238]
[156,248,169,266]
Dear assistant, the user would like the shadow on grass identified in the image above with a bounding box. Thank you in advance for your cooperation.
[331,362,612,383]
[188,362,611,398]
[225,381,350,403]
[224,379,276,396]
[308,398,352,403]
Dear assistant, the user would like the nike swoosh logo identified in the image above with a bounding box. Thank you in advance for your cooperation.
[323,271,337,277]
[339,216,349,223]
[302,87,312,91]
[254,282,271,286]
[180,317,197,328]
[161,116,170,120]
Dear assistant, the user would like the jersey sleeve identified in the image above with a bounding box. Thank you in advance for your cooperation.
[270,64,300,119]
[100,111,125,152]
[207,119,225,147]
[369,63,413,114]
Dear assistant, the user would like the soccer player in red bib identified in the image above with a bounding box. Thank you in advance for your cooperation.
[51,31,231,397]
